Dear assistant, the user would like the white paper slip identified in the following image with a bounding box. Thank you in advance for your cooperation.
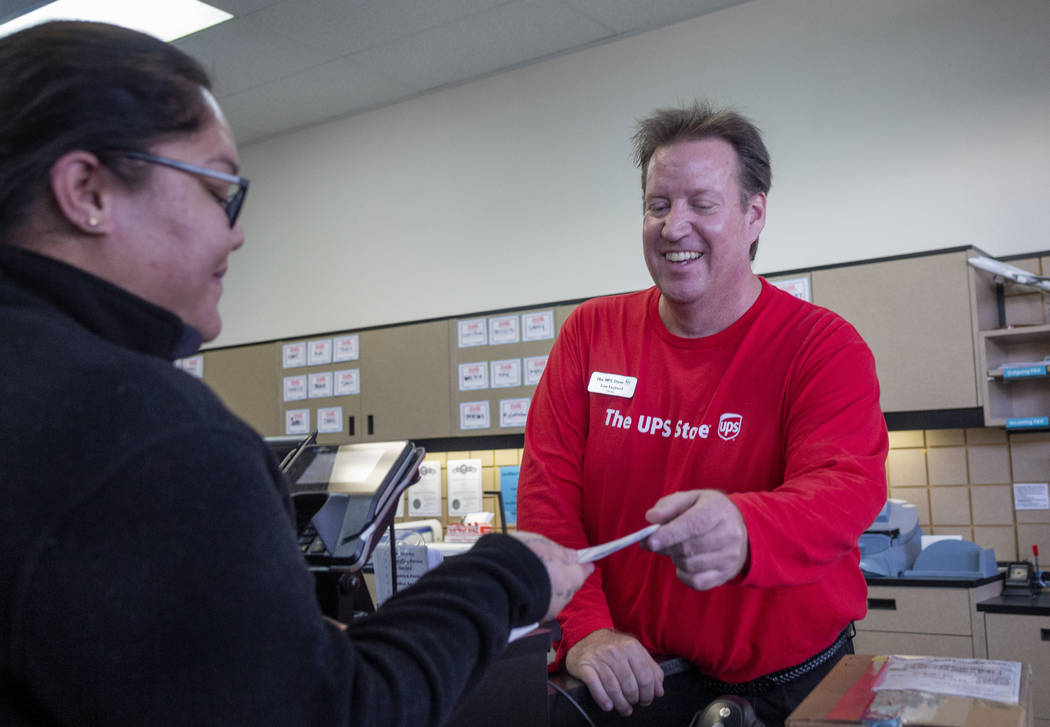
[509,623,539,643]
[577,524,659,564]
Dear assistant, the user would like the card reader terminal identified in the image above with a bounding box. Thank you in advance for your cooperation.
[285,440,424,572]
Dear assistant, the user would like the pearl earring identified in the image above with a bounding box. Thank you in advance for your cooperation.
[88,217,99,227]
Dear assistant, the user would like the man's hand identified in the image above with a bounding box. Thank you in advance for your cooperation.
[644,490,749,590]
[511,531,594,621]
[565,629,664,716]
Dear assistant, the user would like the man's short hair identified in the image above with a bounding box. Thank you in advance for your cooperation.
[632,101,772,260]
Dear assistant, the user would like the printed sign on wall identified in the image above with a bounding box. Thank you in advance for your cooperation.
[283,375,307,402]
[490,359,522,388]
[457,318,487,347]
[285,408,309,435]
[459,401,490,430]
[499,398,530,428]
[522,310,554,341]
[317,406,343,433]
[282,342,307,368]
[308,339,333,366]
[488,315,520,345]
[333,334,359,362]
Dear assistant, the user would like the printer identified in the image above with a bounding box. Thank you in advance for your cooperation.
[859,498,922,577]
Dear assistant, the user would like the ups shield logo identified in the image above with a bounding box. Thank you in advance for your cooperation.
[717,413,743,441]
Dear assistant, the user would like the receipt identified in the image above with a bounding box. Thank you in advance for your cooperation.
[577,524,659,564]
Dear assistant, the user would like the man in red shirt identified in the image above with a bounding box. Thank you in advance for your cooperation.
[518,102,888,727]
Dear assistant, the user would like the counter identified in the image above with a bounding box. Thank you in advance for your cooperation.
[865,574,1003,588]
[856,575,1002,658]
[977,591,1050,616]
[978,591,1050,726]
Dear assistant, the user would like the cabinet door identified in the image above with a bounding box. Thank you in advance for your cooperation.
[202,342,281,436]
[358,320,451,440]
[985,612,1050,723]
[852,631,973,658]
[859,586,973,636]
[812,251,980,412]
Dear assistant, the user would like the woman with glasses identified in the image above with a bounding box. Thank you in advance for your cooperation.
[0,21,591,727]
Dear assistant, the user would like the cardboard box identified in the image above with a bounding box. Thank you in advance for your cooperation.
[787,655,1032,727]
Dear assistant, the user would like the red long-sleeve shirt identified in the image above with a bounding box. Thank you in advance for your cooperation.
[518,280,888,683]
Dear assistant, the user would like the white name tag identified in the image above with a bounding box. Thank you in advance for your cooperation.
[587,371,637,398]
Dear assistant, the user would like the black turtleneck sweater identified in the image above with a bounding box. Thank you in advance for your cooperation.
[0,244,549,727]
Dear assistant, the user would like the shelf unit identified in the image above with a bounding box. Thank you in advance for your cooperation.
[980,323,1050,428]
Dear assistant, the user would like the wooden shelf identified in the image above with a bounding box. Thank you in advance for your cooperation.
[980,323,1050,426]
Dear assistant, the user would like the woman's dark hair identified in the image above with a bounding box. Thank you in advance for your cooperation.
[0,21,214,240]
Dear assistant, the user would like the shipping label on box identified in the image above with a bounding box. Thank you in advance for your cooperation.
[787,655,1032,727]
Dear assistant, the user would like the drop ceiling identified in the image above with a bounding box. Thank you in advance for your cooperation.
[1,0,751,146]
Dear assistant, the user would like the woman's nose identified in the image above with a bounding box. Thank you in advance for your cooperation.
[230,222,245,251]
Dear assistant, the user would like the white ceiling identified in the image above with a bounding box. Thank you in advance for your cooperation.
[1,0,753,146]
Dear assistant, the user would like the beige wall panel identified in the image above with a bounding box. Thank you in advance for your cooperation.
[1004,292,1047,327]
[970,485,1017,526]
[973,525,1017,561]
[852,632,974,658]
[926,429,965,446]
[493,449,518,466]
[968,445,1012,484]
[1010,432,1050,482]
[359,320,452,440]
[1016,505,1050,525]
[201,342,281,436]
[470,450,495,467]
[1006,257,1043,275]
[927,447,968,485]
[929,486,971,525]
[966,428,1008,445]
[555,302,582,330]
[811,251,979,412]
[888,449,927,487]
[931,525,973,540]
[890,487,931,526]
[888,430,925,448]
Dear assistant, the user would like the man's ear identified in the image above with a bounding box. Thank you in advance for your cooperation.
[746,192,766,235]
[49,151,112,235]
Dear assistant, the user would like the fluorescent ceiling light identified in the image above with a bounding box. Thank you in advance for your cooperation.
[0,0,233,42]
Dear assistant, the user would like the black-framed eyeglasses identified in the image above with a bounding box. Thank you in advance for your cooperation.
[119,151,250,227]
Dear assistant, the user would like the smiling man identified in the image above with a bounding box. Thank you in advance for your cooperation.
[518,102,889,727]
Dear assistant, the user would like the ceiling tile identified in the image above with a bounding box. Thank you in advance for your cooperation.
[210,0,284,15]
[1,0,753,142]
[247,0,509,56]
[218,55,418,137]
[562,0,748,34]
[350,0,614,89]
[229,123,267,146]
[173,15,332,95]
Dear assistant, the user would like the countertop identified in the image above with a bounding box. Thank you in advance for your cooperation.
[865,574,1003,588]
[976,591,1050,616]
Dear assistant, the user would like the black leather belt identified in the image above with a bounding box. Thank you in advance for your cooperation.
[695,623,855,696]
